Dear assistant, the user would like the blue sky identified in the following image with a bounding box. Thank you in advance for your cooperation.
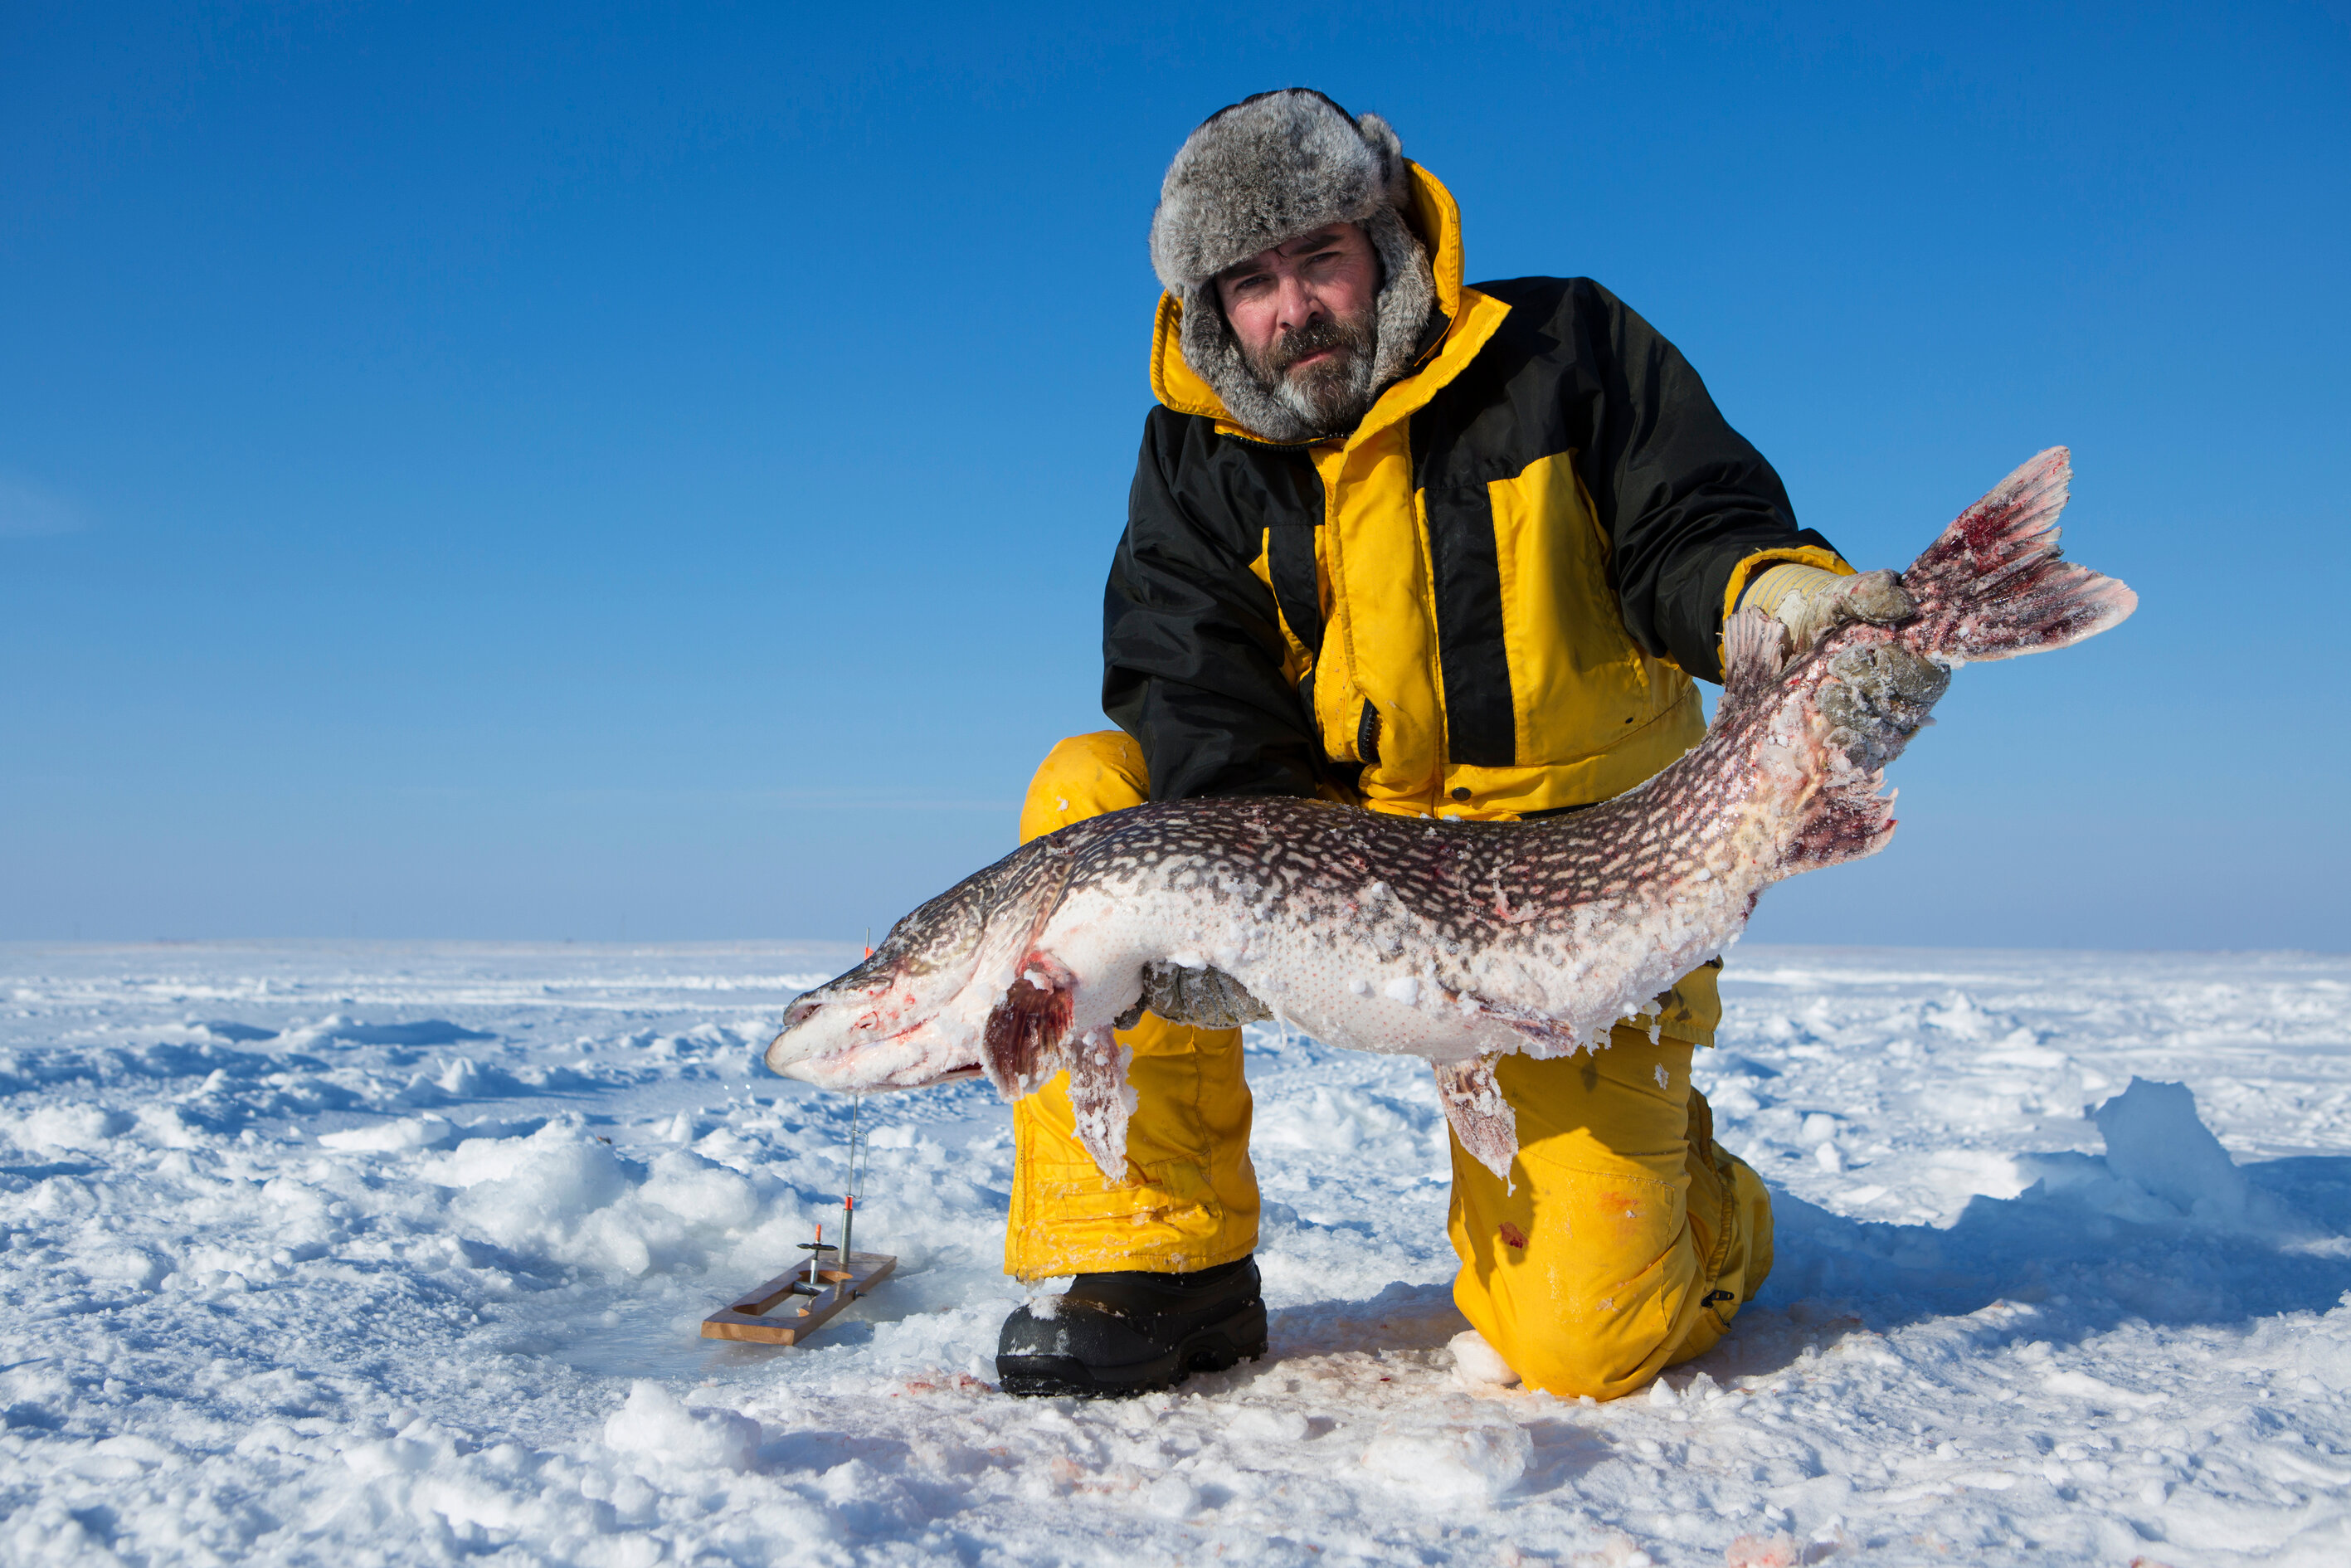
[3,2,2344,950]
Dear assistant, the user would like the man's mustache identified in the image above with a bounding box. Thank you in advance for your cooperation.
[1263,314,1370,378]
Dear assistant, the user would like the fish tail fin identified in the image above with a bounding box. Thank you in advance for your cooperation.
[1901,446,2138,663]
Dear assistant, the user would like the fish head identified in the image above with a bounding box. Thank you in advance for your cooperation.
[765,835,1087,1092]
[764,869,1000,1091]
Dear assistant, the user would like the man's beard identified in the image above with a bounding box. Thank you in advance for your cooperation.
[1244,308,1380,433]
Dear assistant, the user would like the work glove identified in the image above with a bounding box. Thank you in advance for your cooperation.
[1818,638,1950,770]
[1115,962,1272,1030]
[1741,563,1915,650]
[1741,563,1944,767]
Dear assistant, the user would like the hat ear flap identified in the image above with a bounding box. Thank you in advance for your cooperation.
[1362,202,1438,389]
[1355,112,1410,208]
[1177,286,1322,445]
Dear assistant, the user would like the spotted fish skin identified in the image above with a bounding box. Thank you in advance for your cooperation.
[767,449,2135,1178]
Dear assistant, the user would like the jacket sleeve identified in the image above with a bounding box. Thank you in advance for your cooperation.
[1102,410,1323,802]
[1565,279,1844,683]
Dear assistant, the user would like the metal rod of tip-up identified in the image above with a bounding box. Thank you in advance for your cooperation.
[799,1223,832,1286]
[840,1092,867,1292]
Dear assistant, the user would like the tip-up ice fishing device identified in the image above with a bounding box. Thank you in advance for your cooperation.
[702,1090,894,1345]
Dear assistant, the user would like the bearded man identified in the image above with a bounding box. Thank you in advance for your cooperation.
[995,90,1902,1400]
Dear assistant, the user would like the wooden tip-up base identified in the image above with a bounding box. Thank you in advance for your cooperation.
[701,1252,896,1346]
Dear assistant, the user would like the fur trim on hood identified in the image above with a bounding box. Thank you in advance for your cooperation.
[1149,90,1438,443]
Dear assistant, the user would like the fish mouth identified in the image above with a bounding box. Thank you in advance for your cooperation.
[774,1030,986,1090]
[764,974,986,1090]
[780,1046,985,1091]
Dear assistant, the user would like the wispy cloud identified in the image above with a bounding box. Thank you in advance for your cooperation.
[0,475,85,539]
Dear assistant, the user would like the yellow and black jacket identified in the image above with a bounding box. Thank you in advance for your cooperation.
[1103,163,1849,821]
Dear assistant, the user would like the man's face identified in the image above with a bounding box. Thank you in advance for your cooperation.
[1213,222,1384,431]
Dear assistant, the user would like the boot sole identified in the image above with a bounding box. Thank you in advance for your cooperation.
[998,1303,1267,1400]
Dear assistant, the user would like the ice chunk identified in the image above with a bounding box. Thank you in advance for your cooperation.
[602,1381,760,1472]
[1448,1328,1520,1390]
[413,1122,769,1277]
[2091,1077,2251,1223]
[190,1020,276,1043]
[1145,1474,1199,1517]
[1361,1420,1530,1504]
[1228,1405,1310,1440]
[318,1114,454,1152]
[1385,976,1421,1005]
[290,1015,495,1048]
[10,1103,133,1152]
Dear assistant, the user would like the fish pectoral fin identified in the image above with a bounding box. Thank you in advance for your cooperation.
[1433,1056,1520,1186]
[1133,962,1271,1029]
[1064,1025,1137,1183]
[981,952,1077,1100]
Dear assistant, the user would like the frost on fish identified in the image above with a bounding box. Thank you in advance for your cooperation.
[767,449,2137,1181]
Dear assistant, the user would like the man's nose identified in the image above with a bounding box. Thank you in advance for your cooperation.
[1274,273,1324,331]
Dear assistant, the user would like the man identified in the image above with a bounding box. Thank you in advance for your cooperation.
[994,90,1905,1400]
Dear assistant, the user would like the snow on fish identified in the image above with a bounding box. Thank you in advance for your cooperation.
[765,448,2136,1180]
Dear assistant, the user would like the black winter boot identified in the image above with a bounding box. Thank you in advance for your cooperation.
[997,1256,1268,1398]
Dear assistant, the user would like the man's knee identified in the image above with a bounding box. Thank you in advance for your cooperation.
[1465,1152,1775,1397]
[1499,1312,1678,1402]
[1020,731,1149,844]
[1447,1050,1770,1400]
[1454,1173,1694,1400]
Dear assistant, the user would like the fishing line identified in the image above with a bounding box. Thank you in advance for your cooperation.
[843,929,874,1283]
[840,1091,869,1293]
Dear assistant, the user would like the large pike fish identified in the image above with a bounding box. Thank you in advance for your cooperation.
[767,449,2134,1180]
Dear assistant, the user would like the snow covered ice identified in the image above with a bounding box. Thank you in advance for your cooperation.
[5,942,2350,1565]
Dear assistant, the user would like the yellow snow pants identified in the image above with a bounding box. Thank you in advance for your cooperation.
[1006,731,1774,1400]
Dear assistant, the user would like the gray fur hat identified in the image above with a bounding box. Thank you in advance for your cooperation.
[1149,90,1438,441]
